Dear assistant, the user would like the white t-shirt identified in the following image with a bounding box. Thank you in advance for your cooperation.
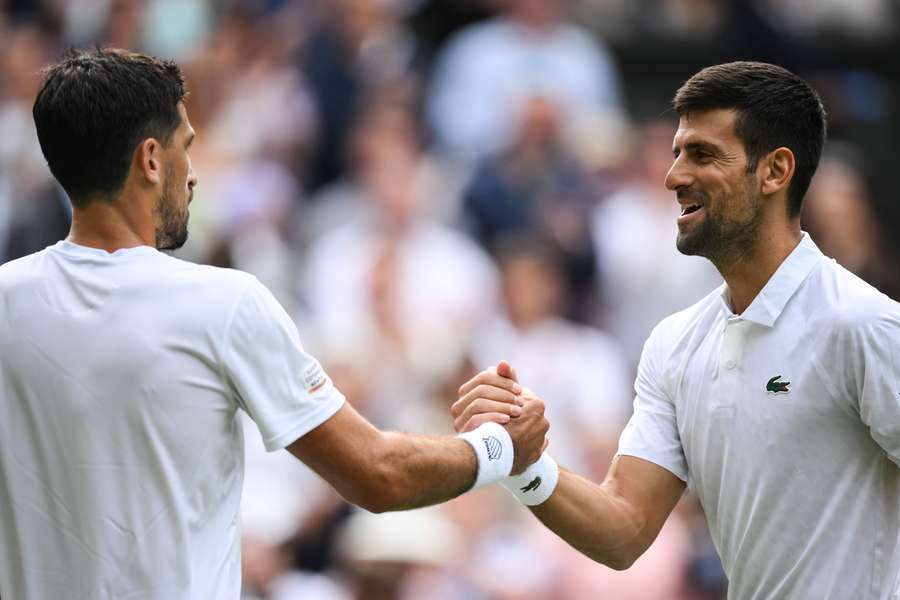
[0,240,345,600]
[618,233,900,599]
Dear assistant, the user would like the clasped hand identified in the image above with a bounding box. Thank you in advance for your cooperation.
[452,360,549,475]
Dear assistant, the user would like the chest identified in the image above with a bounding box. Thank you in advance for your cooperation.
[671,319,863,474]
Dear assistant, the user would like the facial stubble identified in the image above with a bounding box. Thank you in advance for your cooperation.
[675,175,764,272]
[154,164,189,251]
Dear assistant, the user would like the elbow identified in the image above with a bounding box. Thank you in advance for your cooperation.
[588,543,641,571]
[605,551,640,571]
[344,447,408,514]
[592,511,648,571]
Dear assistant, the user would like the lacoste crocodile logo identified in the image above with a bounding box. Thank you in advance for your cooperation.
[766,375,790,394]
[520,476,542,493]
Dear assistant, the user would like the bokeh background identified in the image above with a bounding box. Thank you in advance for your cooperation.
[2,1,899,598]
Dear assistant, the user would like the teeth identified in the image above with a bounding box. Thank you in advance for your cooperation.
[681,203,702,215]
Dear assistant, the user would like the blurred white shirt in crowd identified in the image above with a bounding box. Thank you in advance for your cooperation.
[427,16,623,162]
[470,314,632,473]
[593,183,722,363]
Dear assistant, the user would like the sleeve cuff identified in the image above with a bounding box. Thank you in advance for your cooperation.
[263,389,347,452]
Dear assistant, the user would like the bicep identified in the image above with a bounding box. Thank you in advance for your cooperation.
[604,455,686,548]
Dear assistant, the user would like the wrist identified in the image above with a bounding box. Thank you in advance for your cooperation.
[458,422,515,491]
[502,453,559,506]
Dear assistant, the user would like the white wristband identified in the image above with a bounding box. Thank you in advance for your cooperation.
[458,421,515,491]
[502,453,559,506]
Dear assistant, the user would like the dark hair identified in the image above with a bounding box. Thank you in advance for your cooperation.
[32,48,186,206]
[673,61,827,217]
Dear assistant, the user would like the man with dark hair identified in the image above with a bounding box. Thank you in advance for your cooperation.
[0,48,548,600]
[453,61,900,597]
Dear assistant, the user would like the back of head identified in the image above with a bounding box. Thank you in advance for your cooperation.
[673,61,827,217]
[32,48,186,207]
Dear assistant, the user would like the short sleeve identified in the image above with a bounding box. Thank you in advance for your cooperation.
[616,324,689,482]
[850,305,900,466]
[223,279,345,452]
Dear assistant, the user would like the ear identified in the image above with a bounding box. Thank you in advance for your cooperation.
[759,147,795,196]
[136,138,163,185]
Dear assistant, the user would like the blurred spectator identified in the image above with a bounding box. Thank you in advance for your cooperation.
[300,99,465,241]
[766,0,896,39]
[462,96,602,317]
[427,0,624,163]
[573,0,724,41]
[592,120,721,364]
[299,100,498,432]
[802,144,900,300]
[0,24,69,262]
[301,0,419,190]
[468,235,631,474]
[62,0,214,59]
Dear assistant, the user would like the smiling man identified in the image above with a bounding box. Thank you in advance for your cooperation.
[452,62,900,598]
[0,49,549,600]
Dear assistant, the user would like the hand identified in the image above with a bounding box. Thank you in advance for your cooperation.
[452,360,524,433]
[504,395,550,475]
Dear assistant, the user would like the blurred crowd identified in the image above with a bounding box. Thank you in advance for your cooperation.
[2,1,899,599]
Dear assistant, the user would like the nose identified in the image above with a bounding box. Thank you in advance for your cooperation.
[188,166,198,191]
[664,155,692,192]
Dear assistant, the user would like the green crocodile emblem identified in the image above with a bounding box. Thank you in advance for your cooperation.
[520,476,542,493]
[766,375,790,394]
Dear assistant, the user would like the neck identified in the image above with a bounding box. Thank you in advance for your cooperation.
[718,221,802,315]
[67,192,155,252]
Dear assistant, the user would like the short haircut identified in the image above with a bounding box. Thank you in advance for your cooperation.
[673,61,827,217]
[32,48,186,206]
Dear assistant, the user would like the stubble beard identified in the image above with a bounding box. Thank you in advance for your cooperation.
[676,180,764,272]
[154,168,189,251]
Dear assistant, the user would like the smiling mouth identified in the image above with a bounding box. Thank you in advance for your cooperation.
[680,202,703,216]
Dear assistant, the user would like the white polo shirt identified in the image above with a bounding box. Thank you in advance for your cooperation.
[618,233,900,599]
[0,241,345,600]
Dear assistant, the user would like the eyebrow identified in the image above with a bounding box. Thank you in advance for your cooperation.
[673,140,722,157]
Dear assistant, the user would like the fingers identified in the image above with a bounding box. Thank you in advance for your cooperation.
[459,412,513,433]
[496,360,519,383]
[452,383,523,417]
[458,365,521,399]
[453,397,523,432]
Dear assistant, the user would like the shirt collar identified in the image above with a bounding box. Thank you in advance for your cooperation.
[718,232,824,327]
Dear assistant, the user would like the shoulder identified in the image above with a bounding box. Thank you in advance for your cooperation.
[648,285,725,350]
[0,249,45,282]
[808,259,900,337]
[0,247,60,298]
[156,254,256,296]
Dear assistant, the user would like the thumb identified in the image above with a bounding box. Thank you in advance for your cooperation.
[496,360,519,383]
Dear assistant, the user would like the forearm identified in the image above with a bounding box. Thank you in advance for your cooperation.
[368,431,477,512]
[530,469,648,570]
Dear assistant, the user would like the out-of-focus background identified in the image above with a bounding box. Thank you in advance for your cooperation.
[2,0,898,598]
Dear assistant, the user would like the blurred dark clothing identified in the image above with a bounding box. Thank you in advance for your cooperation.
[3,184,70,262]
[463,149,597,319]
[300,25,363,192]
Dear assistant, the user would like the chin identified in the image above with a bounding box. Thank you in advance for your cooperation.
[676,231,706,257]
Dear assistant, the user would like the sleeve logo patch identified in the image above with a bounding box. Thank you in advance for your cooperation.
[303,361,328,393]
[482,436,502,461]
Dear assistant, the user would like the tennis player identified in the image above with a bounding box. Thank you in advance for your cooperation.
[454,61,900,598]
[0,48,547,600]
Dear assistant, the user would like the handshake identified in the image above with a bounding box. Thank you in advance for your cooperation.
[452,360,559,506]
